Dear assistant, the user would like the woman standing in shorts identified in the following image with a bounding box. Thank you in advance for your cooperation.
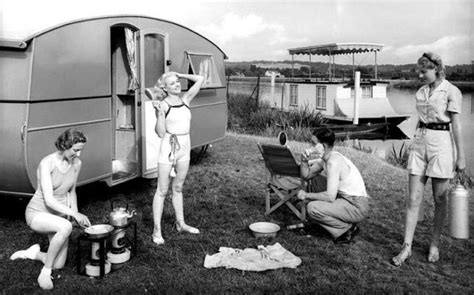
[392,52,466,266]
[151,72,204,245]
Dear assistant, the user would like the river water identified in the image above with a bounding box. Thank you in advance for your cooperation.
[228,80,474,170]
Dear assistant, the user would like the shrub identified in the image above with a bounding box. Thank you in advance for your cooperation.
[386,142,409,168]
[227,93,326,142]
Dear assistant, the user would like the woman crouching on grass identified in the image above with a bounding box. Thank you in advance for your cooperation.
[151,72,204,245]
[10,129,91,290]
[392,52,466,266]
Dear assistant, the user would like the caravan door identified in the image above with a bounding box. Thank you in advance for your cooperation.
[139,29,169,178]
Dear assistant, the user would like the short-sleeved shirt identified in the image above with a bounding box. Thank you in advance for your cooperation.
[415,79,463,124]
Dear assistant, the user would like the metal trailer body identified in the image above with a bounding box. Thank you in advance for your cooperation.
[0,15,228,196]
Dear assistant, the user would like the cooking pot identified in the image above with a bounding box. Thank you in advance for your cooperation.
[84,224,114,239]
[109,201,136,227]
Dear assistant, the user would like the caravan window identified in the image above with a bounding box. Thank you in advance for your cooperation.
[289,84,298,106]
[316,86,326,110]
[185,52,223,88]
[144,34,165,88]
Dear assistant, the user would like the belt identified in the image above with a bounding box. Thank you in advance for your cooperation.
[418,121,450,131]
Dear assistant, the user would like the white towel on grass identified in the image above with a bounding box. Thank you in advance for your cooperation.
[204,243,301,271]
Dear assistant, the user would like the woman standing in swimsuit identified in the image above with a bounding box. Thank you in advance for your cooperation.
[10,129,91,290]
[151,72,204,245]
[392,52,466,266]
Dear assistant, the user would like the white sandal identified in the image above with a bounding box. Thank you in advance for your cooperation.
[176,221,200,234]
[152,227,165,245]
[10,244,40,261]
[392,243,412,266]
[428,245,440,263]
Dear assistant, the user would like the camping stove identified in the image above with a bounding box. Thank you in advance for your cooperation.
[77,233,112,277]
[85,241,112,276]
[106,222,137,271]
[107,228,130,270]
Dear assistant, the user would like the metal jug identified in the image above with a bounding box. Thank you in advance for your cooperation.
[449,176,470,239]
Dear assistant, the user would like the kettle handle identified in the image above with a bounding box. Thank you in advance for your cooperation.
[111,200,128,210]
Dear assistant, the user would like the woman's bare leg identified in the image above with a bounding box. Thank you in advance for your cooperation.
[393,174,427,266]
[29,213,73,289]
[48,234,68,269]
[152,163,173,245]
[428,178,449,262]
[172,160,199,234]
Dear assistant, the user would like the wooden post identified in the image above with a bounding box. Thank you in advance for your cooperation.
[353,71,361,125]
[226,74,230,99]
[270,72,275,106]
[256,75,260,109]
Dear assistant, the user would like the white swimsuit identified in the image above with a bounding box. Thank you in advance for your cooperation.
[158,98,191,164]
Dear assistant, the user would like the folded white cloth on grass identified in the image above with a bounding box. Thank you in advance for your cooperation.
[204,243,301,271]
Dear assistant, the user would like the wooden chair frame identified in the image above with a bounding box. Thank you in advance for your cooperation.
[257,143,308,222]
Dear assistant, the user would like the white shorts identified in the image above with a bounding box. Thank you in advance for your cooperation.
[407,128,455,179]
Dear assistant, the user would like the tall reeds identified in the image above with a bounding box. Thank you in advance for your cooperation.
[227,93,326,142]
[386,142,409,168]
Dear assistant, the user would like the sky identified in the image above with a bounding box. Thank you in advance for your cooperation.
[0,0,472,65]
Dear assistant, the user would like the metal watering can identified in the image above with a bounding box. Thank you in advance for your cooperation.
[449,172,470,239]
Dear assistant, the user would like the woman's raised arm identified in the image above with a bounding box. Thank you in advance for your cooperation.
[180,73,204,104]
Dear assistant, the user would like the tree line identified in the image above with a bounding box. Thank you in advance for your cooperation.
[225,61,474,81]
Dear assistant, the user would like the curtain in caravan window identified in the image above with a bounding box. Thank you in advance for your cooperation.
[187,53,223,87]
[198,58,212,83]
[125,28,139,91]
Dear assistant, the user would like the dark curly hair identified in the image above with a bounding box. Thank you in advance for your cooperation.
[54,129,87,151]
[312,127,335,148]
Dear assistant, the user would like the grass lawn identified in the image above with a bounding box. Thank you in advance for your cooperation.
[1,132,473,294]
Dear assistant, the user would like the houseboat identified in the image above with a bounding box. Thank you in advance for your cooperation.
[262,43,409,138]
[0,15,227,197]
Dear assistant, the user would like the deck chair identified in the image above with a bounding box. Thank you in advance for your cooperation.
[257,143,307,222]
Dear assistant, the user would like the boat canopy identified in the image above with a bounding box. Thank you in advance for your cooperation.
[288,43,384,80]
[288,43,383,56]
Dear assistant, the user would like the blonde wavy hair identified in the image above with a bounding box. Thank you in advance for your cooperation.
[157,72,179,88]
[418,52,446,78]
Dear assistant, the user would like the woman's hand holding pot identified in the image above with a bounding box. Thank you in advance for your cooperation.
[74,212,91,227]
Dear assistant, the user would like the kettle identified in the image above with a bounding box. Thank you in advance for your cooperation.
[109,201,136,227]
[449,173,470,239]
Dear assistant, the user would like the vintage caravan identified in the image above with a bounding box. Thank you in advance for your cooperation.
[0,15,228,196]
[263,43,408,128]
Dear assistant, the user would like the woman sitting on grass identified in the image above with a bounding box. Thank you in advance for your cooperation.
[392,52,465,266]
[10,129,91,290]
[150,72,204,245]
